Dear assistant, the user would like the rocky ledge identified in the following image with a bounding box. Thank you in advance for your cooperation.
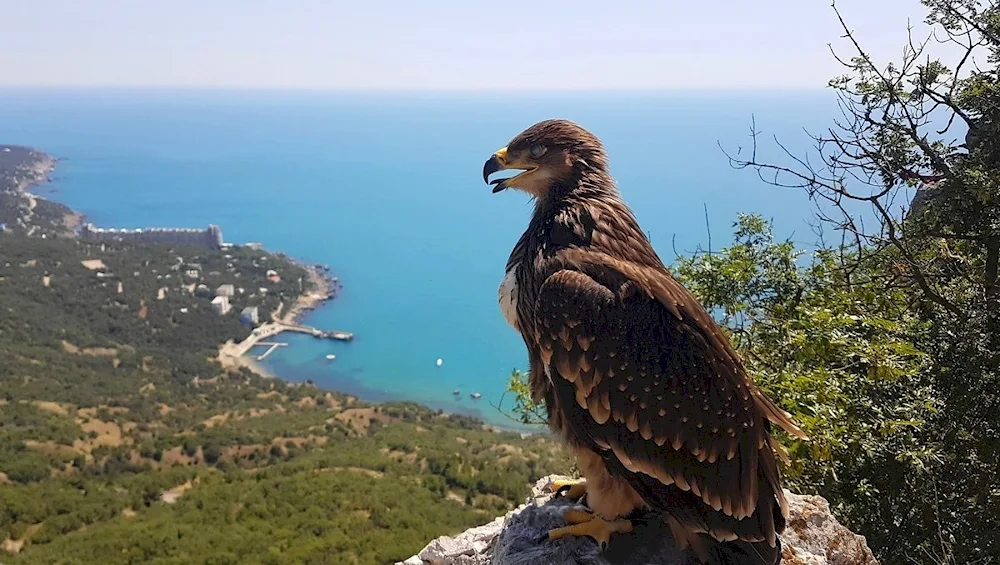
[398,475,878,565]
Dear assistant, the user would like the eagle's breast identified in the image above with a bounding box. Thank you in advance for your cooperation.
[498,267,519,332]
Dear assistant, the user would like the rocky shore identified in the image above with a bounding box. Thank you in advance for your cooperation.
[278,261,341,325]
[0,145,57,193]
[0,145,81,235]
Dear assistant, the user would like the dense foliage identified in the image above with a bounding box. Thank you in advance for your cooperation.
[0,228,570,563]
[670,218,945,560]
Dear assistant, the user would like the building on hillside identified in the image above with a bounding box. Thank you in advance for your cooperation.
[216,284,235,297]
[80,223,225,249]
[240,306,259,326]
[211,295,231,315]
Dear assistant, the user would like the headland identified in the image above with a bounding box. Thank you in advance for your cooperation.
[1,144,348,384]
[0,145,81,235]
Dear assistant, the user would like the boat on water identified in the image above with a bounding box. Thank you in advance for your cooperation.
[452,389,460,396]
[325,354,336,361]
[470,392,481,400]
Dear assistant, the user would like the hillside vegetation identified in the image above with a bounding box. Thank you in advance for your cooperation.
[0,228,570,564]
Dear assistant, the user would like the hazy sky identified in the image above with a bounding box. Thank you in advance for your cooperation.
[1,0,936,90]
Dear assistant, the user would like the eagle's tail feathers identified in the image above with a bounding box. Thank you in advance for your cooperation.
[693,535,782,565]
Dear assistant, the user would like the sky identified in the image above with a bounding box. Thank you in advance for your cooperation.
[0,0,939,90]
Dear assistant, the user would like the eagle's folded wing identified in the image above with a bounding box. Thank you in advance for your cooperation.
[532,249,804,544]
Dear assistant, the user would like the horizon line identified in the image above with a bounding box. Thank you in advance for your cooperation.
[0,84,833,94]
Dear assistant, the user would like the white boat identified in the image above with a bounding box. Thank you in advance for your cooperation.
[470,392,481,400]
[436,358,443,367]
[453,389,460,396]
[325,354,336,361]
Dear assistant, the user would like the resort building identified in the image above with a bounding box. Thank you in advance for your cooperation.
[240,306,259,326]
[81,223,225,249]
[211,295,231,315]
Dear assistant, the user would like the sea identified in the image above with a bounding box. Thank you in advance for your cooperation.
[0,88,842,427]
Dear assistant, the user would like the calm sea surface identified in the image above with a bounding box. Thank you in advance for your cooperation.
[0,88,839,426]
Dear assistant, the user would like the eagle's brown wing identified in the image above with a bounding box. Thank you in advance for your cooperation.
[531,248,805,545]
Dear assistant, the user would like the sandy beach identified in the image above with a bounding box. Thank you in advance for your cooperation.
[218,340,278,379]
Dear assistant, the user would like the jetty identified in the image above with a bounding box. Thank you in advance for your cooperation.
[255,341,288,361]
[226,321,354,359]
[282,323,354,341]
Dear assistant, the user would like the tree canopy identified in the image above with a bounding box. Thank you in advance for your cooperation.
[0,230,571,565]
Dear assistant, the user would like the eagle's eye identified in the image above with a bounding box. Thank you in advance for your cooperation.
[528,143,547,159]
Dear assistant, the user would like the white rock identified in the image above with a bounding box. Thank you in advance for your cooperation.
[398,475,878,565]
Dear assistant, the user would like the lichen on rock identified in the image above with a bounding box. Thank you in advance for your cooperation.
[397,475,878,565]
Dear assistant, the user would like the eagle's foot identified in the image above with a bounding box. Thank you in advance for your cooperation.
[547,478,588,502]
[539,507,633,552]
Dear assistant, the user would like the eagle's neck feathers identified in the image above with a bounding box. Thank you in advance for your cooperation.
[499,164,667,408]
[524,167,663,272]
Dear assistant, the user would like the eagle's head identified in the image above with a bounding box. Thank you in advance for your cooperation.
[482,119,610,199]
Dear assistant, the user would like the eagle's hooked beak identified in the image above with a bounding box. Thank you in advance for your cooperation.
[483,146,536,193]
[483,147,509,193]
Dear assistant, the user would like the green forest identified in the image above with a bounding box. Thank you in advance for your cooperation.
[0,230,571,564]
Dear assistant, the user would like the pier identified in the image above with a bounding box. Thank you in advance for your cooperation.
[282,323,355,342]
[224,321,354,360]
[254,341,288,361]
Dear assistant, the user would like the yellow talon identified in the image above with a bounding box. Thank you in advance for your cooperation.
[543,508,633,551]
[548,478,588,501]
[562,508,596,524]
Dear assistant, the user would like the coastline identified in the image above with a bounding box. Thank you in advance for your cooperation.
[220,346,278,379]
[222,261,341,380]
[1,147,84,235]
[276,261,339,325]
[14,149,58,192]
[6,145,523,431]
[8,146,342,384]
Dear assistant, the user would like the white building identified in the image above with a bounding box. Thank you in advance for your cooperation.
[211,295,231,315]
[240,306,259,326]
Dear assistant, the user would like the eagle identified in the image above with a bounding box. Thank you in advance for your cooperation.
[482,119,807,564]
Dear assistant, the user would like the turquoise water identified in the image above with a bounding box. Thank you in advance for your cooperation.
[0,88,838,425]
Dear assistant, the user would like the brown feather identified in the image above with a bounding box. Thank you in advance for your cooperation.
[496,119,798,553]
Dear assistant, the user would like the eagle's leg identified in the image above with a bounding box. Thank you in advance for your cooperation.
[548,478,588,502]
[541,507,633,551]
